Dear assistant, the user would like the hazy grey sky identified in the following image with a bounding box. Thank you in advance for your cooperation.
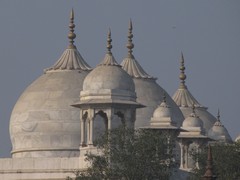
[0,0,239,157]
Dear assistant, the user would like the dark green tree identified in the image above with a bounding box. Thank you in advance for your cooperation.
[189,142,240,180]
[74,127,176,180]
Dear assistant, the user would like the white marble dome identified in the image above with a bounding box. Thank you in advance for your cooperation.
[83,55,135,93]
[153,101,171,118]
[80,47,137,104]
[182,111,203,128]
[9,14,92,158]
[208,113,232,142]
[10,58,91,158]
[10,49,91,158]
[80,31,137,105]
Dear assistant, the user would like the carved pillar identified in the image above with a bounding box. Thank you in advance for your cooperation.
[107,109,113,130]
[179,142,184,169]
[88,116,94,146]
[184,144,189,169]
[80,117,85,147]
[195,143,200,169]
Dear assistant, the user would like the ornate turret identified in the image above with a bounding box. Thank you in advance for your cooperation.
[73,29,143,156]
[178,105,208,170]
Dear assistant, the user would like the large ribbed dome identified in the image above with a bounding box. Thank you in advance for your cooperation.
[121,21,184,127]
[172,53,216,131]
[9,10,92,158]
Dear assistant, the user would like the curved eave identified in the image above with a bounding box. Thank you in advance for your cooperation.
[45,48,92,72]
[143,126,179,130]
[72,99,145,108]
[178,134,208,139]
[172,87,204,108]
[121,56,156,79]
[99,53,121,67]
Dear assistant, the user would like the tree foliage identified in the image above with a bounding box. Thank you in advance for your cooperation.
[75,127,176,180]
[189,142,240,180]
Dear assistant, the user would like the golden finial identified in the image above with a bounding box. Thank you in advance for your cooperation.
[106,28,112,54]
[179,52,187,88]
[68,8,76,49]
[126,19,134,57]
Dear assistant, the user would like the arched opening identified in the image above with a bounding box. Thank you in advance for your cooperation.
[93,110,108,143]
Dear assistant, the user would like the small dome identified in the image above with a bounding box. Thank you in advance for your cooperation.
[153,103,171,118]
[83,56,135,93]
[182,110,203,128]
[150,94,178,129]
[80,30,137,105]
[153,96,171,118]
[208,111,232,142]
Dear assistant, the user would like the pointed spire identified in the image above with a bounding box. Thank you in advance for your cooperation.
[99,29,119,66]
[203,145,217,180]
[68,8,76,49]
[159,91,169,108]
[217,109,220,121]
[126,19,134,58]
[214,108,223,126]
[44,9,92,72]
[120,20,154,79]
[179,52,187,89]
[163,91,167,103]
[107,28,112,55]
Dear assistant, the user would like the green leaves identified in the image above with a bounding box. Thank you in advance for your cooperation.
[190,142,240,180]
[78,127,176,180]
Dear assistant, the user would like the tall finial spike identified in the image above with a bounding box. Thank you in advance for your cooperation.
[217,109,220,121]
[126,19,134,57]
[106,28,112,54]
[68,9,76,49]
[163,91,167,103]
[179,52,187,89]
